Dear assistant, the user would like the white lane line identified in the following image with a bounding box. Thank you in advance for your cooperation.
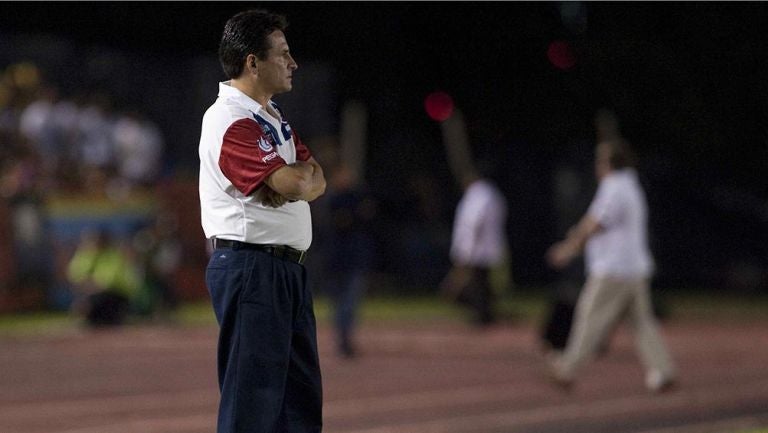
[333,379,768,433]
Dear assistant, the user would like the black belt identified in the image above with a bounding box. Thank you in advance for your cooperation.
[212,239,307,264]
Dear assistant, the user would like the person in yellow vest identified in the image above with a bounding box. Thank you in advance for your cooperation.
[67,228,141,327]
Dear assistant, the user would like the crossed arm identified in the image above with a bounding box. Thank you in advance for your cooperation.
[260,157,326,207]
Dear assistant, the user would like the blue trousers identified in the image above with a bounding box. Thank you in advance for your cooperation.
[325,271,366,351]
[206,246,323,433]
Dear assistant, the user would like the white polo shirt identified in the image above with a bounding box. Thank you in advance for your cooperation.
[449,179,508,267]
[198,81,313,250]
[585,169,654,278]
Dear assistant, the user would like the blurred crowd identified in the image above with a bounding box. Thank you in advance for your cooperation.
[0,62,179,325]
[0,62,164,195]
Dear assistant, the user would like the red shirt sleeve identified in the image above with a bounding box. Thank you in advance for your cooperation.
[219,118,286,196]
[293,130,312,162]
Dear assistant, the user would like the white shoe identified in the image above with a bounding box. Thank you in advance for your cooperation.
[546,355,574,391]
[646,370,677,393]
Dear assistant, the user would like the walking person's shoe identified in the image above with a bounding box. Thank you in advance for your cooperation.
[545,352,574,392]
[646,370,678,393]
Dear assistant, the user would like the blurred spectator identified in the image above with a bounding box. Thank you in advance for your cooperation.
[323,162,377,358]
[113,109,164,188]
[132,210,182,319]
[440,169,509,327]
[66,228,141,327]
[18,86,56,151]
[73,93,117,190]
[0,143,53,297]
[18,84,79,187]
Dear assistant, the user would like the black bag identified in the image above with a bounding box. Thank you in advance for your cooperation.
[541,299,575,351]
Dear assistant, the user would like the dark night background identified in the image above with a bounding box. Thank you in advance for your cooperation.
[1,2,767,294]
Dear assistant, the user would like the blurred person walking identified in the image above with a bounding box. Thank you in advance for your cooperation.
[546,138,676,393]
[441,168,508,326]
[198,9,326,433]
[324,162,376,358]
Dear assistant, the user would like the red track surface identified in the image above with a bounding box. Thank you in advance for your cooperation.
[1,319,768,433]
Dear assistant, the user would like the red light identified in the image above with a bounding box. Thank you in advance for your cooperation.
[424,91,454,122]
[547,40,576,70]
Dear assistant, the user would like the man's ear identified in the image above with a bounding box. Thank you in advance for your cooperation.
[246,54,258,74]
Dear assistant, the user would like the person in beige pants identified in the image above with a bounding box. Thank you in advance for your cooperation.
[546,139,676,393]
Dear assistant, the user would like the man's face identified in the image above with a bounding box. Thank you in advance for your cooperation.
[257,30,298,94]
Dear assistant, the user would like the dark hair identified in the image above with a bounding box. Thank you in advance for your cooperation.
[601,138,636,169]
[219,9,289,79]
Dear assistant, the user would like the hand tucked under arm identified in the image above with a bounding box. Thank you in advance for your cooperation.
[258,185,289,208]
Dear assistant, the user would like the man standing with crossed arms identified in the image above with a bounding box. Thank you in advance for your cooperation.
[198,9,325,432]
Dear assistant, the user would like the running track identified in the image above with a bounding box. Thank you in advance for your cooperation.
[1,319,767,433]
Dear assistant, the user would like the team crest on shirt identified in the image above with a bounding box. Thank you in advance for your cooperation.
[257,136,274,152]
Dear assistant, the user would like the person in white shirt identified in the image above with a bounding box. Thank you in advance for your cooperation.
[441,169,508,326]
[198,9,326,433]
[113,110,164,187]
[546,139,676,393]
